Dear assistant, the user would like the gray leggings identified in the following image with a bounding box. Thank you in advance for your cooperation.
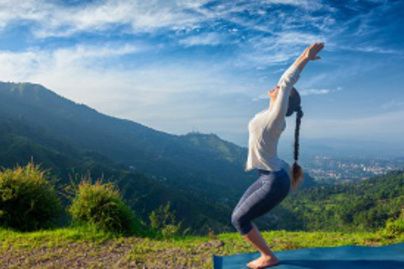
[231,168,291,235]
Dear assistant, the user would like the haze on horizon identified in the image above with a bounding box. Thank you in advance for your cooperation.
[0,0,403,155]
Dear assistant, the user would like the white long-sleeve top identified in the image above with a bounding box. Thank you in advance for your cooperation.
[245,63,301,178]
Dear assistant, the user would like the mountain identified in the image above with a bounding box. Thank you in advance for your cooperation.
[0,109,234,233]
[0,82,249,233]
[0,82,251,188]
[0,81,318,234]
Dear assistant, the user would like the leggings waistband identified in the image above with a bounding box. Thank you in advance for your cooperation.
[257,168,284,175]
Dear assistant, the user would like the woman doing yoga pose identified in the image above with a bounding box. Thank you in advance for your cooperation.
[231,42,325,269]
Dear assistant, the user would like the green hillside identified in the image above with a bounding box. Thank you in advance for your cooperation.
[0,128,231,234]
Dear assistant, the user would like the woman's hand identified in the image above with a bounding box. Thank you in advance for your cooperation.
[303,42,324,61]
[273,41,325,98]
[290,42,324,73]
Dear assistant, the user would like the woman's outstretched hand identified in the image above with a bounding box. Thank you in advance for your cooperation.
[303,42,325,61]
[273,41,325,95]
[290,42,325,74]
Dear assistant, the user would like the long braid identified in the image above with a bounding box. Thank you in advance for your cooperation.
[293,106,303,161]
[291,106,304,190]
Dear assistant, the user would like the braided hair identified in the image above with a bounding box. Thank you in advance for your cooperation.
[287,87,304,190]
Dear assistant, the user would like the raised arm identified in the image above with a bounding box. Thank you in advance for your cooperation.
[291,42,324,73]
[270,42,324,119]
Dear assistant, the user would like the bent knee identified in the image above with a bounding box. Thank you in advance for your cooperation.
[231,210,252,234]
[231,209,248,228]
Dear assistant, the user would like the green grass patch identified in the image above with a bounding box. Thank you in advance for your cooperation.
[0,224,118,250]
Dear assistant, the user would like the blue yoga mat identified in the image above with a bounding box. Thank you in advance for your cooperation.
[213,243,404,269]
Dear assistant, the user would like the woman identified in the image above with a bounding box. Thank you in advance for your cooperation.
[231,42,324,269]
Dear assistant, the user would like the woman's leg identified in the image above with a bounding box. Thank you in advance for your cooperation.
[231,175,266,234]
[231,181,278,254]
[233,174,264,213]
[231,170,290,268]
[243,222,276,256]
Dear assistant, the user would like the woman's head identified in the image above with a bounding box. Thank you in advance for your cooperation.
[288,87,304,190]
[268,86,302,116]
[286,87,301,117]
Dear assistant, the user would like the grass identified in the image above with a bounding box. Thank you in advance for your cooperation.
[0,225,115,250]
[0,226,403,268]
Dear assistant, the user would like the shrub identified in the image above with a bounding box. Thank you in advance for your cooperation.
[0,162,62,231]
[68,179,141,235]
[148,201,183,239]
[383,209,404,237]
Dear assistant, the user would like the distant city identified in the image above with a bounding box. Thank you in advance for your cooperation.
[301,155,404,184]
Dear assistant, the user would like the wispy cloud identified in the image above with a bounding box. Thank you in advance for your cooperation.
[236,31,326,68]
[178,32,224,47]
[0,42,144,79]
[251,86,342,101]
[333,45,402,55]
[264,0,324,10]
[0,0,398,62]
[300,87,342,96]
[0,0,210,37]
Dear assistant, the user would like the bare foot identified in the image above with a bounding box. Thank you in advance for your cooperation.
[247,254,280,268]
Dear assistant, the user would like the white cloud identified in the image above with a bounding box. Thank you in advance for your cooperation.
[0,0,330,42]
[0,0,47,29]
[0,0,397,62]
[330,45,402,55]
[264,0,324,11]
[0,0,394,68]
[236,31,326,68]
[0,42,143,79]
[277,32,324,45]
[178,32,224,47]
[251,86,342,101]
[0,0,211,37]
[300,87,342,96]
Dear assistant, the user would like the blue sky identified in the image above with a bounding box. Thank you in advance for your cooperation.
[0,0,403,154]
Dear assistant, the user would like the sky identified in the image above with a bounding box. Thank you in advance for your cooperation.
[0,0,403,155]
